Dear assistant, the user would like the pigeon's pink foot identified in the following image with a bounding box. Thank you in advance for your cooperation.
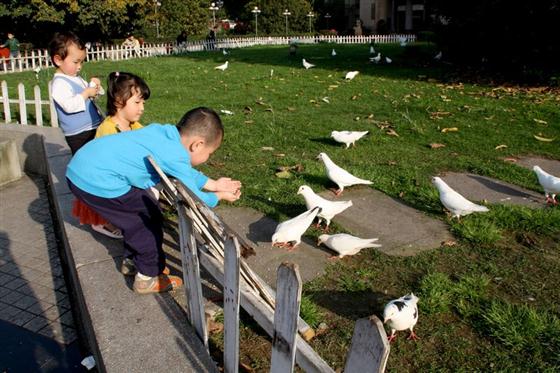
[332,189,343,197]
[321,226,330,233]
[407,331,419,341]
[327,255,340,261]
[387,333,397,343]
[286,243,298,252]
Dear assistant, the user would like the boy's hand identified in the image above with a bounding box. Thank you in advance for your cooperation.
[217,189,241,202]
[214,177,242,193]
[82,86,98,99]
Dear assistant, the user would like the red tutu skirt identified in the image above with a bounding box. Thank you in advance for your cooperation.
[72,198,107,226]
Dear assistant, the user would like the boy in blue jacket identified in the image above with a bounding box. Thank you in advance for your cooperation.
[66,107,241,294]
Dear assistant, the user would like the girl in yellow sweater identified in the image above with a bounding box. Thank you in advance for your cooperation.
[73,72,150,241]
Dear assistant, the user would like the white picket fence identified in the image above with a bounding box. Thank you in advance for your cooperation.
[148,156,391,373]
[1,34,415,75]
[0,80,58,126]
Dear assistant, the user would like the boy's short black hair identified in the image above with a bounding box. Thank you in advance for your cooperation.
[176,107,223,145]
[48,31,85,65]
[106,72,150,115]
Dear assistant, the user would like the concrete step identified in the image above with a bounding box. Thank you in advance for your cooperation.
[318,187,453,256]
[440,172,543,208]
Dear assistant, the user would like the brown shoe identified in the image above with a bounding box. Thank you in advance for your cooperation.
[121,259,170,276]
[133,274,183,294]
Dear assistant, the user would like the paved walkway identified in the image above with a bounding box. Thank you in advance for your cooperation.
[0,175,84,372]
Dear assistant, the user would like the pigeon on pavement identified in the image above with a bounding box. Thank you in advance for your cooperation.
[215,61,229,71]
[369,45,376,55]
[345,71,359,80]
[385,56,392,64]
[533,165,560,205]
[302,58,315,69]
[317,233,381,258]
[331,130,369,148]
[297,185,352,231]
[271,206,321,250]
[383,293,419,343]
[432,176,489,219]
[317,152,373,196]
[331,49,337,57]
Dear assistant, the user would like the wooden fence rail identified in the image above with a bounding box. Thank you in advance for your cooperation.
[147,156,390,373]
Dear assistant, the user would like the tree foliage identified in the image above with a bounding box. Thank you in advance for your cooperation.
[243,0,314,35]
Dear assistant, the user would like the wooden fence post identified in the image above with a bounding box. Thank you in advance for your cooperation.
[17,83,27,125]
[177,203,208,348]
[223,235,241,373]
[344,315,390,373]
[270,263,302,373]
[33,85,43,126]
[47,80,58,127]
[1,80,11,123]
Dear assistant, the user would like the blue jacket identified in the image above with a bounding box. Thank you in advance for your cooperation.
[66,124,218,207]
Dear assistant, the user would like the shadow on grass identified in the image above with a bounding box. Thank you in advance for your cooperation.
[307,289,388,320]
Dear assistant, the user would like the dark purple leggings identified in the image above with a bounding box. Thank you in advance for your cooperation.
[67,179,165,276]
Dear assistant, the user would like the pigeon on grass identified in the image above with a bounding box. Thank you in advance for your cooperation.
[317,233,381,258]
[432,176,489,220]
[370,53,381,64]
[317,152,373,196]
[302,58,315,69]
[331,130,368,148]
[345,71,359,80]
[297,185,352,231]
[215,61,229,71]
[271,207,321,251]
[533,165,560,205]
[383,293,419,343]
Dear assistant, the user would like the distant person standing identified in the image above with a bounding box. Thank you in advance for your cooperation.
[1,32,20,69]
[1,32,20,58]
[122,34,141,57]
[176,31,187,46]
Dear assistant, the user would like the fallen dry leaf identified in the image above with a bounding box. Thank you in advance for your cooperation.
[261,146,274,151]
[287,107,296,112]
[441,127,459,133]
[429,143,446,149]
[244,120,254,124]
[275,170,292,178]
[351,95,358,100]
[388,160,398,166]
[533,118,547,125]
[495,144,508,150]
[274,153,286,158]
[265,108,274,112]
[534,134,555,142]
[441,240,457,247]
[503,157,518,163]
[243,106,253,114]
[208,161,225,168]
[386,129,399,137]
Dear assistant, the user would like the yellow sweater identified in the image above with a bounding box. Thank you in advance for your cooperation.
[95,117,143,138]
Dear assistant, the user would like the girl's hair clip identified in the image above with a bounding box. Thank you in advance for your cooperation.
[115,71,120,77]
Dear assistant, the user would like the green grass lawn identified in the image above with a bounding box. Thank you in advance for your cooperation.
[3,43,559,371]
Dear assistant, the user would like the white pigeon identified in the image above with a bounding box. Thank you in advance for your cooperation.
[331,49,337,57]
[369,45,376,55]
[370,52,381,64]
[533,165,560,205]
[431,176,489,219]
[297,185,353,230]
[383,293,419,343]
[331,130,369,148]
[434,51,442,61]
[222,49,229,55]
[302,58,315,69]
[271,206,321,250]
[317,233,381,258]
[215,61,229,71]
[345,71,359,80]
[385,56,392,64]
[317,152,373,196]
[398,36,407,47]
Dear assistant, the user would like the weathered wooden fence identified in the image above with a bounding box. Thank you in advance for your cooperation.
[1,34,416,75]
[0,80,58,126]
[148,156,390,372]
